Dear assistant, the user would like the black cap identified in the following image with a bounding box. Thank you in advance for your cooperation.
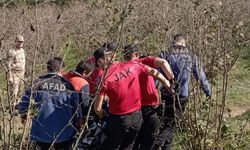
[123,44,139,56]
[75,60,90,74]
[93,47,113,61]
[102,42,118,51]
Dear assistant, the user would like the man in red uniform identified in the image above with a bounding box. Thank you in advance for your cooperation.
[123,44,174,150]
[63,60,90,117]
[89,42,117,95]
[94,47,172,150]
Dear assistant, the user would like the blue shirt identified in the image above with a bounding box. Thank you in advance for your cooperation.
[18,73,82,143]
[160,45,211,99]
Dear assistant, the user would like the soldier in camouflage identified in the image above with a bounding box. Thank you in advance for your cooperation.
[7,35,26,104]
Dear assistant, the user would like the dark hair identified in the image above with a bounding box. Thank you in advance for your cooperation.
[172,34,186,45]
[94,47,105,62]
[75,60,89,74]
[123,44,139,59]
[102,42,117,51]
[47,57,65,72]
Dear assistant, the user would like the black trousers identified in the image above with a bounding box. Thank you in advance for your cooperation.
[35,140,72,150]
[133,105,161,150]
[100,110,142,150]
[153,95,187,150]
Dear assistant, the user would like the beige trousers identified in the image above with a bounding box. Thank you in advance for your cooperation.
[8,70,25,103]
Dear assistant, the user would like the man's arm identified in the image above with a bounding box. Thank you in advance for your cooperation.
[193,56,211,97]
[153,57,174,80]
[80,84,90,116]
[147,67,172,92]
[94,95,105,119]
[6,50,13,69]
[6,50,14,78]
[18,89,31,124]
[71,91,83,130]
[140,56,174,81]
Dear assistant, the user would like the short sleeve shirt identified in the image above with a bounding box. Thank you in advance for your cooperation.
[100,61,149,115]
[134,57,160,106]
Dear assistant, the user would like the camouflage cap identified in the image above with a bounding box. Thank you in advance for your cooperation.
[15,35,24,42]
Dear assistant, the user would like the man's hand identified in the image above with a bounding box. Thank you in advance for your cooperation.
[167,82,175,95]
[168,87,175,95]
[76,120,83,131]
[20,113,27,125]
[206,96,212,100]
[8,75,13,83]
[147,68,172,91]
[94,95,105,119]
[163,79,171,89]
[162,78,176,95]
[21,117,27,125]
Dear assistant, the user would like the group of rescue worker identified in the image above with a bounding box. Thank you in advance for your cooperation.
[13,34,211,150]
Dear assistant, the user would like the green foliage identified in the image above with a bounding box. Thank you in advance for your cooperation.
[0,0,19,8]
[223,111,250,150]
[241,47,250,69]
[25,0,46,5]
[58,37,85,71]
[0,0,249,149]
[227,52,250,106]
[143,33,164,56]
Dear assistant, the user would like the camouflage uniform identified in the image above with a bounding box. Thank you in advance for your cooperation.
[7,36,25,102]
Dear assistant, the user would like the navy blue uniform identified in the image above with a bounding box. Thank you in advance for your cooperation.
[154,45,211,150]
[18,73,82,146]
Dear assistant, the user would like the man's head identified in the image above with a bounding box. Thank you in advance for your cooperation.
[47,57,65,73]
[15,35,24,49]
[172,34,186,47]
[75,60,92,76]
[94,47,115,69]
[123,44,139,61]
[102,42,118,52]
